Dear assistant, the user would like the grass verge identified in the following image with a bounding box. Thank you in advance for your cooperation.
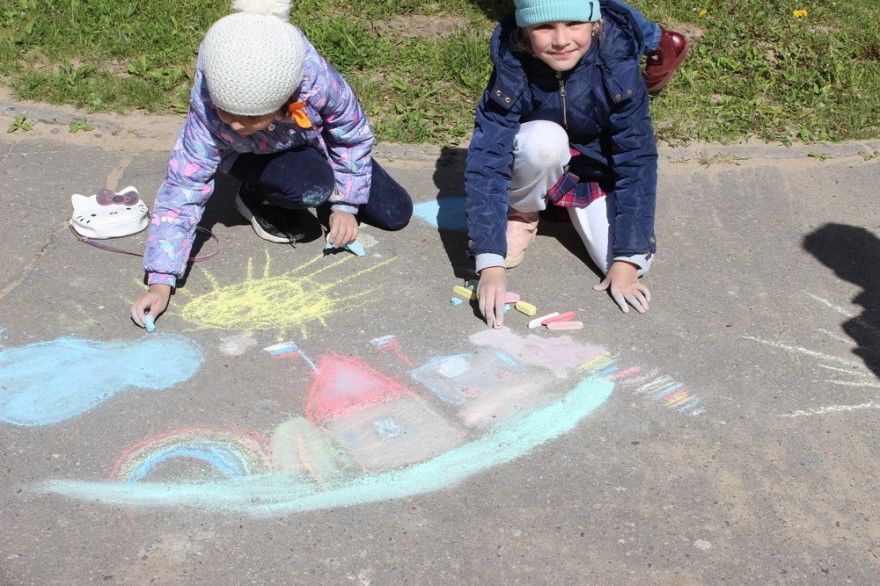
[1,0,878,144]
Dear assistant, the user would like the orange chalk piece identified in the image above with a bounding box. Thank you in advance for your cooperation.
[546,320,584,331]
[453,285,476,301]
[504,292,520,304]
[514,300,537,316]
[541,311,577,325]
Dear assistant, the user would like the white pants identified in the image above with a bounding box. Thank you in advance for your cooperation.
[509,120,651,276]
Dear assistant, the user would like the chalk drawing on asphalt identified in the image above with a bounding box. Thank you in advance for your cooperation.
[37,328,619,515]
[175,251,394,340]
[0,334,203,426]
[36,328,696,514]
[746,293,879,417]
[412,197,467,231]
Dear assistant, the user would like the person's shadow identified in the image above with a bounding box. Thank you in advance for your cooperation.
[429,145,599,282]
[167,174,242,287]
[469,0,509,20]
[429,146,474,281]
[803,223,880,379]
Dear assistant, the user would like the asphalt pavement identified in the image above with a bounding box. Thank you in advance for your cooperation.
[1,99,880,584]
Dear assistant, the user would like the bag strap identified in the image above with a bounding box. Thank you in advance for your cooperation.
[70,225,221,263]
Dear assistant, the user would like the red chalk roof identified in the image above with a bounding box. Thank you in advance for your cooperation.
[305,353,416,424]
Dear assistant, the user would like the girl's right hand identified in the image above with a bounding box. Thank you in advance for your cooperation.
[477,266,507,329]
[130,284,172,328]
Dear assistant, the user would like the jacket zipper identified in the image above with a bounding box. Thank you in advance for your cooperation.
[556,71,568,129]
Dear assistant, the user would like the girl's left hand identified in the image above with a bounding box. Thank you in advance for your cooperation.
[328,211,358,247]
[594,261,651,314]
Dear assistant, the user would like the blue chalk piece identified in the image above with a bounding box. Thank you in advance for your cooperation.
[144,314,156,333]
[450,297,464,306]
[504,304,512,313]
[325,235,366,257]
[346,240,366,257]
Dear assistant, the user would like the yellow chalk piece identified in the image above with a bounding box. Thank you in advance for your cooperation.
[514,300,537,316]
[546,320,584,331]
[453,285,476,301]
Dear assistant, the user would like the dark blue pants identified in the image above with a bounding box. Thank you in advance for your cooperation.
[229,146,412,231]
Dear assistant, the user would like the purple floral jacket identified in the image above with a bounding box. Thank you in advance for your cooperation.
[144,28,374,287]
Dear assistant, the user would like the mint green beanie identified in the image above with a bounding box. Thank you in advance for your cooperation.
[514,0,601,27]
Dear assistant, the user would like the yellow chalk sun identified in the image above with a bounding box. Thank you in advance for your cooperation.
[177,251,392,340]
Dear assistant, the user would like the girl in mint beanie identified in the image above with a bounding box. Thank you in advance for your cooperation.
[465,0,670,327]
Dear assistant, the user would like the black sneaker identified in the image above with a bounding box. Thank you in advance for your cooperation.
[235,187,307,244]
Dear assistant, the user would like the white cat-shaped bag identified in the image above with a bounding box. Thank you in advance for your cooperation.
[70,186,150,239]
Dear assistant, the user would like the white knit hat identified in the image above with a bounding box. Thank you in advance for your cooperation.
[202,0,305,116]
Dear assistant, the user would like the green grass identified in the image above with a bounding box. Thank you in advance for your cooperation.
[1,0,878,143]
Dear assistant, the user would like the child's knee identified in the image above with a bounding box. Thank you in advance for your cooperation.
[514,120,570,171]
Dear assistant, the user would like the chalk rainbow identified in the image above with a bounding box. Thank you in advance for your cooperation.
[110,426,273,482]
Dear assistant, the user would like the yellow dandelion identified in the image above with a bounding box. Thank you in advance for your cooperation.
[793,8,808,18]
[698,8,708,17]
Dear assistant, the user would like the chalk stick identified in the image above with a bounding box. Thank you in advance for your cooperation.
[325,235,366,257]
[546,320,583,331]
[346,240,366,257]
[504,304,512,313]
[504,291,520,304]
[450,296,464,306]
[453,285,477,301]
[542,311,577,325]
[144,314,156,333]
[529,312,559,329]
[514,300,537,316]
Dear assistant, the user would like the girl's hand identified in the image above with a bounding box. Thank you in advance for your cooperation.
[477,266,507,328]
[594,261,651,314]
[328,211,358,248]
[130,284,172,328]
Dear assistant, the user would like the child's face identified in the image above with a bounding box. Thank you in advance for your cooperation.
[215,108,278,137]
[525,21,594,72]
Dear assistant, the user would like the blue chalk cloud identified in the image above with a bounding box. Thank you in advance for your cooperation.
[0,335,204,426]
[412,197,467,231]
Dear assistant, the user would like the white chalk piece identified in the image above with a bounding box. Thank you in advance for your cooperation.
[528,312,559,329]
[546,320,584,331]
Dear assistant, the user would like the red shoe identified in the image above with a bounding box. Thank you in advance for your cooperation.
[644,28,689,93]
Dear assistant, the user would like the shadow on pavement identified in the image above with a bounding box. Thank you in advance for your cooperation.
[429,145,599,281]
[432,145,476,280]
[803,223,880,379]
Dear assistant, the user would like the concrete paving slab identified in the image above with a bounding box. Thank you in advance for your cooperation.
[1,106,879,584]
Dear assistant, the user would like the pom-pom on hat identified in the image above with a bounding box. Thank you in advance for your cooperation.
[202,0,305,116]
[514,0,601,27]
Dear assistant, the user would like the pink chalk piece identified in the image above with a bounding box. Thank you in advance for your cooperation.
[546,320,584,331]
[542,311,577,325]
[504,292,520,304]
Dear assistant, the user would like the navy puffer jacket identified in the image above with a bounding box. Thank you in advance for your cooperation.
[465,1,658,263]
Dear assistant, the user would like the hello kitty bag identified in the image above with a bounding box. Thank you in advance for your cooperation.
[69,186,150,239]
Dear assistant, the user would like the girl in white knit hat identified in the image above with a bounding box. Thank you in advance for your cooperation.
[131,0,412,329]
